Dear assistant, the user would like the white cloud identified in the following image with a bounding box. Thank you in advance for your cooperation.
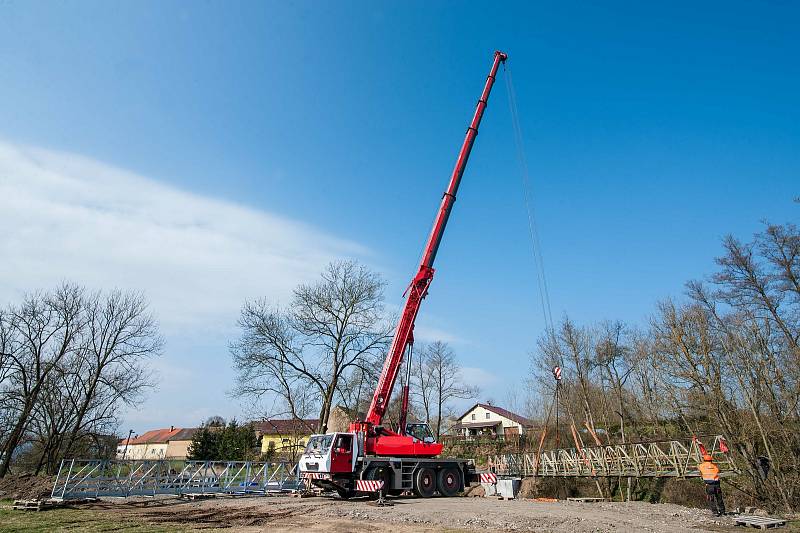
[413,324,467,345]
[0,140,366,334]
[460,366,500,390]
[0,140,367,431]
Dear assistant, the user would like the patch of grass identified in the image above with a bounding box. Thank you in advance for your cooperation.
[785,519,800,532]
[0,504,185,533]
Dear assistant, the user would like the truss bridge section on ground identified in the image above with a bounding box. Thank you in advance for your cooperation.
[487,435,737,478]
[51,459,302,500]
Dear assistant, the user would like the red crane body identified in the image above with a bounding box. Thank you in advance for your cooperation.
[351,50,508,457]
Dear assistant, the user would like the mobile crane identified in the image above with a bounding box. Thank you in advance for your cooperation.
[299,50,508,498]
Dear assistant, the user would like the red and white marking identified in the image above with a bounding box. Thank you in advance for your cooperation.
[301,472,331,480]
[479,473,498,484]
[553,366,562,381]
[355,479,385,492]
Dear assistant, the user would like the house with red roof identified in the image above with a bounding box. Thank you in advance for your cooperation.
[452,403,535,439]
[116,427,198,460]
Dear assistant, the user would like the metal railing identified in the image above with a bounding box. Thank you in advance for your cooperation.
[51,459,301,500]
[487,435,737,478]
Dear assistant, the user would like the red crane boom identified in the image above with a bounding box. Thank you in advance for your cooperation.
[365,50,508,429]
[301,51,508,494]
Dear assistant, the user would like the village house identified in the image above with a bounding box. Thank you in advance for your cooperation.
[117,427,198,460]
[164,428,198,459]
[254,419,318,456]
[452,403,535,440]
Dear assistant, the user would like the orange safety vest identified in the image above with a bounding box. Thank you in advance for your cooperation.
[698,461,720,482]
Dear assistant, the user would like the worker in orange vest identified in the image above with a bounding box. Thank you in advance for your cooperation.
[698,453,725,516]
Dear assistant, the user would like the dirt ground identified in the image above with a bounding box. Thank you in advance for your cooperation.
[68,494,758,532]
[0,474,54,501]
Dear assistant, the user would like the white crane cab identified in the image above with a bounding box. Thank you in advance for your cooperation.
[299,432,359,476]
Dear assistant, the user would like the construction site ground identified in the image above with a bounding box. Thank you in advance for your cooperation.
[3,495,798,533]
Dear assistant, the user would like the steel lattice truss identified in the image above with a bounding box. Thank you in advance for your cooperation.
[487,435,737,478]
[51,459,302,499]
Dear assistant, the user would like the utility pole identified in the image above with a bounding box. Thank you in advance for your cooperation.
[121,429,134,460]
[553,366,562,448]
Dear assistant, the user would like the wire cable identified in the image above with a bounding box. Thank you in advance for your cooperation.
[503,62,554,332]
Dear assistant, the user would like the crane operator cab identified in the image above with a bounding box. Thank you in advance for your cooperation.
[404,422,436,444]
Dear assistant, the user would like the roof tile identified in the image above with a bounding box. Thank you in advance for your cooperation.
[119,427,183,446]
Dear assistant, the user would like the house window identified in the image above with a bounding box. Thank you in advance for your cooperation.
[471,414,476,420]
[485,413,490,419]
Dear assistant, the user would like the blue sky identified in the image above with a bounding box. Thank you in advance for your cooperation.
[1,1,797,432]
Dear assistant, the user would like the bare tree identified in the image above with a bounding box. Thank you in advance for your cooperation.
[534,317,601,437]
[676,222,800,511]
[521,215,800,510]
[0,284,85,477]
[412,341,478,440]
[60,290,161,460]
[231,260,391,433]
[594,320,638,444]
[0,284,162,476]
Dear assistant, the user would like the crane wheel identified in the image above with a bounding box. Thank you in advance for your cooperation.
[414,467,436,498]
[365,465,392,499]
[437,467,461,497]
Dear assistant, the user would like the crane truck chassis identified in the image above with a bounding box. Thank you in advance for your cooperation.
[299,430,477,498]
[299,50,508,498]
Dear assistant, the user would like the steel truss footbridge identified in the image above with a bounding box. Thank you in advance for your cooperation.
[51,459,301,500]
[487,435,737,478]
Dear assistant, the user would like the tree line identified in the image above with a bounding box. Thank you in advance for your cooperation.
[529,219,799,510]
[187,418,258,461]
[0,283,161,477]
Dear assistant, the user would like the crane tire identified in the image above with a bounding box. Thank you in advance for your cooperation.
[414,467,436,498]
[365,465,392,499]
[437,467,461,497]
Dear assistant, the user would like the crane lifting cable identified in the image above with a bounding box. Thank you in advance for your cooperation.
[503,63,554,333]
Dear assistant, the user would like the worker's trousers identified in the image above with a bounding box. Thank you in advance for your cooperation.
[704,481,725,516]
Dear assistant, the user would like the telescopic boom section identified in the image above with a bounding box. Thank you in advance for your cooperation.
[365,51,508,427]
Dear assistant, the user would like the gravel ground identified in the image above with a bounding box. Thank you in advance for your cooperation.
[84,494,745,532]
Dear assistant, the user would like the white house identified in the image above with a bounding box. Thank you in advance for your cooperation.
[117,427,183,459]
[452,403,535,439]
